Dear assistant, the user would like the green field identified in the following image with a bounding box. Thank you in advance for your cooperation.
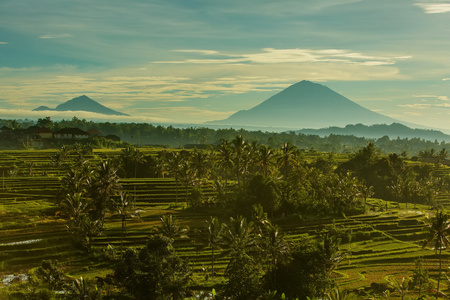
[1,148,450,298]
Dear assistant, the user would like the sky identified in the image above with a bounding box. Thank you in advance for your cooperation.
[1,0,450,130]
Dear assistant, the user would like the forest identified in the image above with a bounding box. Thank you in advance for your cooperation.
[2,131,450,299]
[1,117,449,156]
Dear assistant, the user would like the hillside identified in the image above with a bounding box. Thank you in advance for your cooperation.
[33,95,128,116]
[298,123,450,142]
[208,80,397,129]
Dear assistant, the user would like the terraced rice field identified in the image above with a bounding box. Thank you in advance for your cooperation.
[1,149,450,293]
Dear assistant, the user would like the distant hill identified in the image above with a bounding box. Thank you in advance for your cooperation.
[208,80,397,129]
[298,123,450,142]
[33,95,128,116]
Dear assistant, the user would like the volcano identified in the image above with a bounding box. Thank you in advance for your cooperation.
[209,80,396,129]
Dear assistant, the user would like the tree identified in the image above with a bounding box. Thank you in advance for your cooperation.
[37,116,53,128]
[388,277,410,300]
[278,142,299,179]
[155,214,189,240]
[423,210,450,292]
[91,159,122,225]
[266,242,333,300]
[112,191,142,249]
[196,216,222,278]
[410,258,433,297]
[256,145,277,176]
[263,223,291,289]
[216,139,234,189]
[36,259,65,291]
[114,235,191,299]
[120,146,146,178]
[166,151,184,203]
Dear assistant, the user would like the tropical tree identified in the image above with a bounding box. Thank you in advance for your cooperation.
[166,151,184,203]
[196,216,222,278]
[278,142,299,179]
[120,146,146,178]
[114,235,191,299]
[263,223,291,288]
[423,210,450,292]
[256,145,277,176]
[91,159,122,224]
[112,191,142,249]
[155,214,189,240]
[216,139,234,188]
[231,135,248,187]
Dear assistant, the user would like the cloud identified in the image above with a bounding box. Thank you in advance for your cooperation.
[0,42,8,44]
[39,33,72,39]
[154,48,411,67]
[415,3,450,14]
[443,78,450,81]
[172,50,220,55]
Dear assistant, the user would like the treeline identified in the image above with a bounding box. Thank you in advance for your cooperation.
[1,117,449,155]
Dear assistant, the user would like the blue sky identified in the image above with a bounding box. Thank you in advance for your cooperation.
[1,0,450,130]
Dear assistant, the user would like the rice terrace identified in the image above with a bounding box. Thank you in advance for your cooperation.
[2,130,450,299]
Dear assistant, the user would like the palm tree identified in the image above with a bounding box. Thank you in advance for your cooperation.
[264,223,291,287]
[196,217,222,278]
[92,159,122,224]
[231,135,248,186]
[120,146,146,178]
[112,191,132,249]
[318,233,348,277]
[257,145,276,176]
[166,151,184,204]
[220,215,257,259]
[278,142,299,179]
[423,210,450,292]
[156,214,189,240]
[216,139,234,189]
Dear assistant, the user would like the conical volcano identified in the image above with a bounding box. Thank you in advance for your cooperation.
[210,80,396,129]
[33,95,128,116]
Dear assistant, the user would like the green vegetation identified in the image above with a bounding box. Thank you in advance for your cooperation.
[1,138,450,299]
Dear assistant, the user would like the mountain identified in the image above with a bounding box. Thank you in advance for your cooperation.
[208,80,397,129]
[33,95,128,116]
[298,123,450,142]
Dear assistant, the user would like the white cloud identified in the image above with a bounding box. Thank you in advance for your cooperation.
[155,48,410,67]
[443,78,450,81]
[0,42,8,44]
[172,50,220,55]
[438,96,450,101]
[415,3,450,14]
[39,33,72,39]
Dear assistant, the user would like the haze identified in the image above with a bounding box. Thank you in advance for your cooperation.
[0,0,449,129]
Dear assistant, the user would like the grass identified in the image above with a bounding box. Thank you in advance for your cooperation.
[2,149,450,295]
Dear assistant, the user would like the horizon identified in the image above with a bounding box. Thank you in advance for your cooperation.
[1,1,450,129]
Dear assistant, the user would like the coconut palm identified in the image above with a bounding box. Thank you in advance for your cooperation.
[257,145,277,176]
[264,223,291,286]
[156,214,189,240]
[166,151,184,203]
[196,216,222,278]
[220,215,257,259]
[216,139,234,188]
[278,142,299,179]
[92,159,122,224]
[423,210,450,292]
[231,135,248,186]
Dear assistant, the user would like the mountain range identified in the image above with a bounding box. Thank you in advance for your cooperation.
[209,80,397,129]
[33,95,128,116]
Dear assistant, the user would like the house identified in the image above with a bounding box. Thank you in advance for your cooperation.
[0,126,11,133]
[36,127,53,139]
[87,129,102,137]
[54,128,90,139]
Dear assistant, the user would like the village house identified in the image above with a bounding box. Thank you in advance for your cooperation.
[54,128,90,139]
